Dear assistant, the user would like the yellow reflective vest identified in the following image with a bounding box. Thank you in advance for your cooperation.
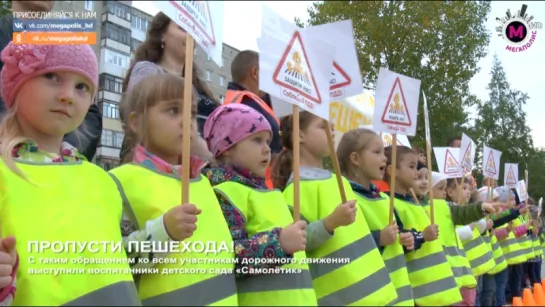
[424,199,476,289]
[457,224,495,276]
[0,159,140,306]
[214,181,317,306]
[109,164,238,306]
[497,223,527,265]
[355,189,414,306]
[484,232,508,275]
[283,167,398,306]
[394,197,461,306]
[513,216,534,259]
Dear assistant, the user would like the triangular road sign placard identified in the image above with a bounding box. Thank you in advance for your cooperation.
[485,151,497,175]
[506,165,517,185]
[381,77,412,126]
[444,149,460,174]
[272,31,322,104]
[330,61,351,90]
[171,1,216,46]
[381,133,403,147]
[461,144,472,170]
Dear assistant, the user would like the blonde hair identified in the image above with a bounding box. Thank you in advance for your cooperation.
[336,128,380,179]
[0,102,30,179]
[119,73,196,163]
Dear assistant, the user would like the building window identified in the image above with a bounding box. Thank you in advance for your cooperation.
[194,48,197,56]
[205,70,211,82]
[219,95,224,104]
[99,74,124,93]
[105,49,130,69]
[96,157,120,171]
[85,0,93,11]
[207,54,211,61]
[101,22,131,46]
[99,100,119,119]
[131,8,149,32]
[219,76,224,86]
[131,38,142,52]
[100,129,124,148]
[104,1,130,21]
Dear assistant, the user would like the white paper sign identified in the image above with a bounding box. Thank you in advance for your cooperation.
[359,125,411,148]
[459,133,476,173]
[482,145,502,180]
[258,7,335,120]
[422,92,431,147]
[154,1,224,66]
[300,20,363,101]
[373,68,421,136]
[517,179,527,201]
[434,147,464,178]
[504,163,519,188]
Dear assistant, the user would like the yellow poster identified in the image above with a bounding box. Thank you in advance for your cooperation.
[329,93,375,148]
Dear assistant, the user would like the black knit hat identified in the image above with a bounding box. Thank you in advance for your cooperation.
[417,161,427,170]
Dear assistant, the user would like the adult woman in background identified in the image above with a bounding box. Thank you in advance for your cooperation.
[120,12,219,163]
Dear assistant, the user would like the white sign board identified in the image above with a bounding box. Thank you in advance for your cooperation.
[301,20,363,101]
[359,125,411,148]
[373,68,421,136]
[517,179,527,201]
[434,147,464,178]
[459,133,476,173]
[154,1,224,66]
[258,6,335,120]
[482,145,502,180]
[504,163,519,188]
[422,92,431,147]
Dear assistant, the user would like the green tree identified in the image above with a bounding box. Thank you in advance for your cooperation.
[473,55,534,187]
[527,148,545,201]
[0,1,11,17]
[298,1,491,153]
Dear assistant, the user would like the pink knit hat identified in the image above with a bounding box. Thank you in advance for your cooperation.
[204,104,272,158]
[1,43,98,108]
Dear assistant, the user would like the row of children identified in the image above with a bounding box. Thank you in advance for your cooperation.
[0,41,542,306]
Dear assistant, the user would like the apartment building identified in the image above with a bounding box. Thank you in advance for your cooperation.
[57,1,239,170]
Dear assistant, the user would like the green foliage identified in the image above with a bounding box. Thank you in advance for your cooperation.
[474,55,537,197]
[0,1,11,18]
[301,1,491,152]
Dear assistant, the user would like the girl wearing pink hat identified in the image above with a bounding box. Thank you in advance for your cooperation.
[202,104,319,305]
[0,43,140,305]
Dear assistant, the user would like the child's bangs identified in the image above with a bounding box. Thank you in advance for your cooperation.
[139,74,187,108]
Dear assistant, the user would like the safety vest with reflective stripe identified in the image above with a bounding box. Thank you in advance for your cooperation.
[356,192,414,306]
[497,223,527,265]
[394,198,461,306]
[109,164,238,306]
[283,170,398,306]
[484,232,508,275]
[0,160,140,306]
[213,181,317,306]
[529,226,543,257]
[456,225,495,276]
[513,216,534,259]
[423,200,476,289]
[223,89,278,189]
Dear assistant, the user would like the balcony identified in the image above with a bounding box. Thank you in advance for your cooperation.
[101,11,130,30]
[96,146,121,159]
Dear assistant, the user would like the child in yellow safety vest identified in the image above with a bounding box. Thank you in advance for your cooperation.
[429,173,499,306]
[201,104,320,306]
[446,178,495,306]
[384,146,462,306]
[0,43,140,305]
[336,128,415,306]
[110,74,238,305]
[273,111,398,305]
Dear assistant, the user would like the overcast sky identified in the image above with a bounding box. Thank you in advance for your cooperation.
[134,1,545,148]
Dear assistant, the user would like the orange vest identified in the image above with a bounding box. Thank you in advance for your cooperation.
[224,89,278,189]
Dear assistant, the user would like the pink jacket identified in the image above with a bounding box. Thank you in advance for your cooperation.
[0,254,18,305]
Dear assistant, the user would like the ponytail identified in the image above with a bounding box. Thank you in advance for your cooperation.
[271,111,316,190]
